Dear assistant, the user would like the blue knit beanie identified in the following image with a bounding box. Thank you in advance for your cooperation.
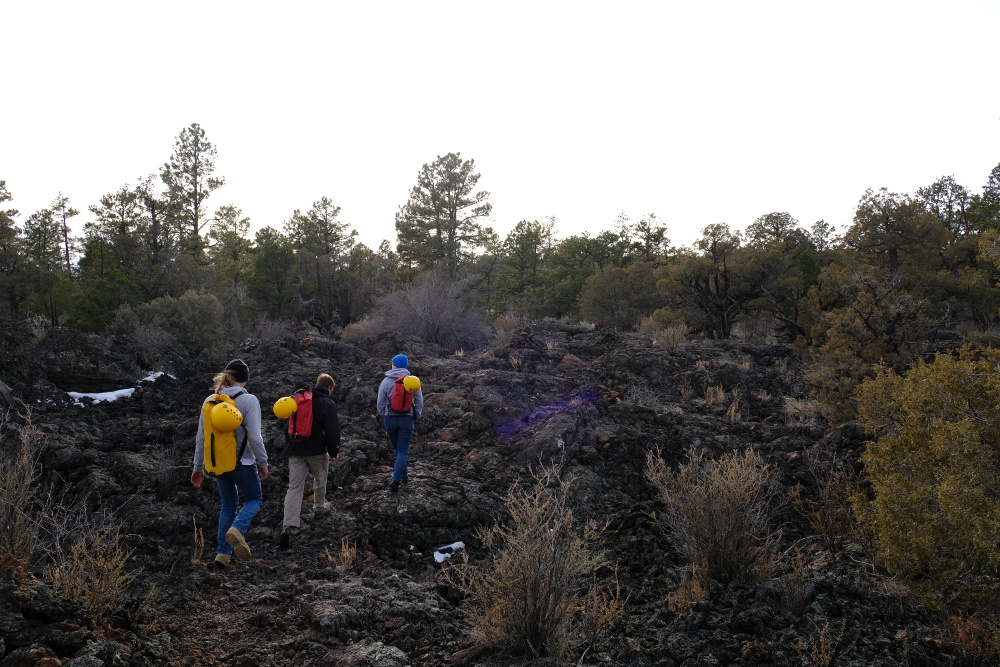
[392,354,409,369]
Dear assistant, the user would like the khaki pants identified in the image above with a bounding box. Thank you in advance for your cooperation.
[282,454,329,528]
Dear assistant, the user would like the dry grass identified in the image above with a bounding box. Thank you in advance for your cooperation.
[726,387,745,422]
[492,328,513,348]
[326,537,358,573]
[775,547,814,618]
[949,613,991,656]
[190,516,205,566]
[788,464,859,554]
[784,396,819,426]
[635,316,658,334]
[795,618,847,667]
[668,564,708,613]
[705,384,727,405]
[444,465,620,660]
[0,413,41,564]
[679,376,694,401]
[646,447,782,584]
[341,315,388,343]
[627,380,661,410]
[651,324,689,351]
[45,524,136,620]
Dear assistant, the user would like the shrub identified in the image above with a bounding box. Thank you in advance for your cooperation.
[245,315,291,344]
[377,272,491,350]
[45,524,136,620]
[856,347,1000,621]
[445,466,621,660]
[578,263,662,331]
[0,414,41,563]
[646,447,781,584]
[788,452,860,554]
[326,537,357,573]
[652,324,689,351]
[341,315,388,343]
[138,290,226,357]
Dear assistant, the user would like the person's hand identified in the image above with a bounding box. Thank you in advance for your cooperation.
[190,471,204,488]
[258,466,269,481]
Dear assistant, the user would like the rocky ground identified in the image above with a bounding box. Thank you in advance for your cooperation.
[0,322,985,666]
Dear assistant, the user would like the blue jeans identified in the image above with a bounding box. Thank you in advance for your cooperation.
[214,463,262,555]
[384,414,414,483]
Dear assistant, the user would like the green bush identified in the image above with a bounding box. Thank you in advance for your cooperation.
[856,347,1000,621]
[137,290,226,357]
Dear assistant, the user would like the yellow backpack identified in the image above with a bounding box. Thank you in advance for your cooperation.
[202,391,247,477]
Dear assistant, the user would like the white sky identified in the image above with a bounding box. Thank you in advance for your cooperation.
[3,1,999,252]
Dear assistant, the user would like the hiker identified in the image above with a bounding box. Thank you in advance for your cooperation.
[279,373,341,549]
[190,359,268,570]
[376,354,423,493]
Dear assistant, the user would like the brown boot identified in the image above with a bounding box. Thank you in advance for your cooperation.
[225,527,251,560]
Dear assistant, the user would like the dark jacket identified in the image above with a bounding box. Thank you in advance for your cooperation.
[285,385,341,458]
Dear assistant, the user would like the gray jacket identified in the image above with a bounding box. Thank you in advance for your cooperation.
[376,368,423,418]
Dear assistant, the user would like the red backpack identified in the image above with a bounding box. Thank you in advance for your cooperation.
[390,377,414,412]
[287,388,314,442]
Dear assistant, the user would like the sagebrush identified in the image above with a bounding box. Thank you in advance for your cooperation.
[445,466,621,659]
[646,447,781,585]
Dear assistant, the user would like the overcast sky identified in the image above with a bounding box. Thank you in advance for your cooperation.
[3,1,998,252]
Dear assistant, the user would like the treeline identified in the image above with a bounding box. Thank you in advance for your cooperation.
[3,123,1000,420]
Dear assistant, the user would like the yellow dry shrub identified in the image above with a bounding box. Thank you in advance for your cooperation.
[0,414,41,564]
[445,466,620,660]
[46,525,136,620]
[325,537,357,573]
[646,447,781,585]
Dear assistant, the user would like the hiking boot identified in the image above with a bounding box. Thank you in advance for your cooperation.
[225,527,251,560]
[278,528,291,550]
[401,477,409,485]
[314,502,330,517]
[389,480,400,494]
[208,553,230,570]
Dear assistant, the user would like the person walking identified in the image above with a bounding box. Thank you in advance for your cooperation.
[191,359,268,570]
[376,354,423,493]
[279,373,341,549]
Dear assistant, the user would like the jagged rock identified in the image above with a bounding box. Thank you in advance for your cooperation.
[0,322,980,666]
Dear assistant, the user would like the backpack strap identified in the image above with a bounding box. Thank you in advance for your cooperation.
[235,428,250,463]
[231,390,249,464]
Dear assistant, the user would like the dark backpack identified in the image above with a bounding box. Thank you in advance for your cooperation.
[390,377,414,413]
[287,388,314,443]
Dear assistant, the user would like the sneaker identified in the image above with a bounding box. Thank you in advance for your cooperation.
[225,527,251,560]
[278,529,291,550]
[389,480,400,494]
